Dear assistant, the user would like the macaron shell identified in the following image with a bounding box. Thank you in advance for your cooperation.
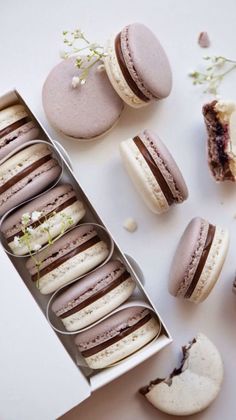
[0,122,40,161]
[120,138,169,214]
[168,218,209,297]
[190,226,229,303]
[121,23,172,100]
[42,57,124,140]
[140,129,188,202]
[0,104,28,131]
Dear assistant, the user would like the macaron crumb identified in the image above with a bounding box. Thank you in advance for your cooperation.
[123,218,138,233]
[198,31,210,48]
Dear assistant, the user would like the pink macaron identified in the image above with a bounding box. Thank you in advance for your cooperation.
[105,23,172,108]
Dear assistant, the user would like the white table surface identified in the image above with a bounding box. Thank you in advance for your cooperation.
[1,0,236,419]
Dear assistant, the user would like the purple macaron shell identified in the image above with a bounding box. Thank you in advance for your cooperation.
[42,57,124,140]
[0,122,40,161]
[25,224,98,274]
[1,183,75,236]
[75,306,149,350]
[51,260,127,313]
[168,217,209,296]
[121,23,172,100]
[140,129,188,201]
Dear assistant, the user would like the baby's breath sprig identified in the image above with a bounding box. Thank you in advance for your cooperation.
[189,55,236,95]
[61,28,107,87]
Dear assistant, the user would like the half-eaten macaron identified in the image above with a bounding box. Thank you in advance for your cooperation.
[120,129,188,214]
[169,217,229,303]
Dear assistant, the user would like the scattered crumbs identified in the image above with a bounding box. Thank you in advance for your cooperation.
[198,31,210,48]
[123,218,138,233]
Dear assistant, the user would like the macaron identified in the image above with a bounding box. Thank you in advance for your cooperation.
[51,260,136,332]
[169,217,229,303]
[120,129,188,214]
[140,333,223,416]
[75,306,160,369]
[105,23,172,108]
[0,142,61,217]
[42,57,124,140]
[26,224,110,294]
[0,104,40,161]
[202,100,236,181]
[1,184,85,256]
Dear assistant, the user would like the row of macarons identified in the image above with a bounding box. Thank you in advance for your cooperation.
[0,102,162,370]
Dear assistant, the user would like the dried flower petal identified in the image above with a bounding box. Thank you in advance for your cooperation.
[198,32,210,48]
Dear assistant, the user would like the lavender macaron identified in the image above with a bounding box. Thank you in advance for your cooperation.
[0,142,61,217]
[26,224,110,294]
[51,260,136,331]
[0,104,40,161]
[169,217,229,303]
[105,23,172,108]
[42,57,124,140]
[75,306,160,369]
[1,184,85,256]
[120,129,188,214]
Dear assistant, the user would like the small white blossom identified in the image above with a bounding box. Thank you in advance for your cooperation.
[26,227,34,235]
[72,76,80,88]
[22,213,31,225]
[32,244,42,251]
[41,221,50,230]
[59,50,68,59]
[97,64,105,72]
[80,78,86,85]
[13,236,20,246]
[31,211,42,222]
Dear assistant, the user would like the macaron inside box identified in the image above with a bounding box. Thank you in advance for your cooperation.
[0,104,40,161]
[1,184,85,256]
[51,260,136,332]
[120,129,188,214]
[26,223,113,294]
[105,23,172,108]
[75,305,161,369]
[169,217,229,303]
[0,141,62,217]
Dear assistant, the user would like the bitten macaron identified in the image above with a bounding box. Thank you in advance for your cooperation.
[0,104,40,161]
[105,23,172,108]
[75,306,160,369]
[51,260,136,331]
[26,224,110,294]
[1,184,85,256]
[140,333,223,416]
[42,57,124,140]
[169,217,229,303]
[120,129,188,214]
[0,142,61,217]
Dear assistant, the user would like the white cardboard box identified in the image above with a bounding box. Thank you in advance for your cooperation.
[0,90,172,420]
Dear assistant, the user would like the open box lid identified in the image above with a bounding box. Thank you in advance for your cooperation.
[0,247,91,420]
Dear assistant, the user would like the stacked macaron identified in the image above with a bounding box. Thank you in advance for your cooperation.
[1,184,85,255]
[74,306,160,369]
[0,142,62,216]
[26,224,111,294]
[0,104,40,161]
[51,260,136,331]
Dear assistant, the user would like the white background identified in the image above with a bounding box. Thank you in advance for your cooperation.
[1,0,236,419]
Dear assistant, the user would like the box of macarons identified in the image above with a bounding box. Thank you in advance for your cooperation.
[1,18,235,420]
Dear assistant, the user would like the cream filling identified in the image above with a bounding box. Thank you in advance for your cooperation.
[61,277,135,332]
[9,201,85,256]
[120,138,169,213]
[0,104,28,131]
[104,39,146,108]
[215,101,236,177]
[190,226,229,303]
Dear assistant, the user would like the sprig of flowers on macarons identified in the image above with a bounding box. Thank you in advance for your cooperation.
[189,55,236,95]
[60,29,107,87]
[13,210,74,287]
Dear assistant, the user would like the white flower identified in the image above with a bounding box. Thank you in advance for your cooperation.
[26,226,34,234]
[32,244,42,251]
[80,78,86,85]
[21,213,30,225]
[41,221,50,229]
[97,64,105,73]
[59,50,68,59]
[31,211,42,222]
[72,76,80,88]
[13,236,20,246]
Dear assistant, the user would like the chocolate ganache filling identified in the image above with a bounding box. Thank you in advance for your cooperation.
[184,224,216,298]
[133,136,175,205]
[115,33,149,102]
[0,117,28,139]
